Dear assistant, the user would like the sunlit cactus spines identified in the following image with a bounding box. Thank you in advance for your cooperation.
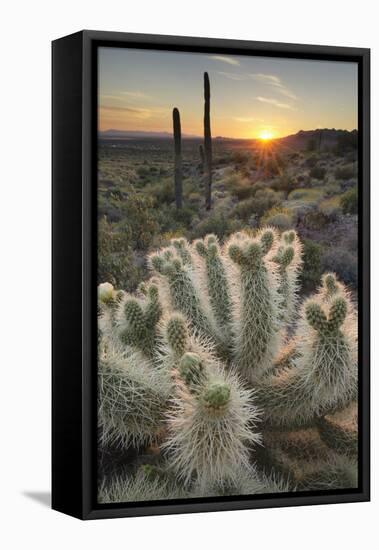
[148,247,219,345]
[116,284,162,357]
[227,235,282,382]
[98,345,172,449]
[163,366,261,490]
[166,313,188,356]
[178,352,207,393]
[194,234,233,336]
[98,227,358,498]
[259,293,357,427]
[171,237,193,265]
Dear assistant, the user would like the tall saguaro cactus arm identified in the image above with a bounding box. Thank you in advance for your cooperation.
[173,107,183,209]
[203,72,212,210]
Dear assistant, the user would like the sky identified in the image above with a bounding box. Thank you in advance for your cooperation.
[98,47,358,139]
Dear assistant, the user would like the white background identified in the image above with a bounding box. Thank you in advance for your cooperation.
[1,0,376,547]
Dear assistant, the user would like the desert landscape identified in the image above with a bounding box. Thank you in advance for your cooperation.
[97,50,358,503]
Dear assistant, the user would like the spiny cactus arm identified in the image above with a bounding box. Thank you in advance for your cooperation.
[194,235,233,333]
[171,237,193,265]
[258,227,277,255]
[166,313,188,357]
[227,237,282,382]
[178,352,207,393]
[150,248,219,346]
[327,296,347,332]
[305,301,328,332]
[120,298,146,346]
[144,284,162,329]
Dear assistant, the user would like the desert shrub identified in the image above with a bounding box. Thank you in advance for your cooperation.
[334,164,357,181]
[319,197,342,219]
[300,238,322,290]
[224,173,255,200]
[271,174,296,199]
[340,187,358,215]
[265,157,284,176]
[309,165,326,181]
[147,178,175,205]
[302,209,330,230]
[324,182,341,196]
[137,165,150,179]
[322,248,357,287]
[261,206,294,230]
[288,188,324,202]
[234,189,281,221]
[98,217,142,291]
[231,150,251,166]
[191,211,242,240]
[122,192,158,250]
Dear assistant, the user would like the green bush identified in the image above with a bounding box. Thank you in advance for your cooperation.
[190,211,242,240]
[234,188,281,221]
[261,206,294,230]
[146,178,175,205]
[340,187,358,215]
[98,216,142,292]
[288,188,324,202]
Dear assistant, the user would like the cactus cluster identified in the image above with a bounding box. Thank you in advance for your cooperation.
[97,229,358,503]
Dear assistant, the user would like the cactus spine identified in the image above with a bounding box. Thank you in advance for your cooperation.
[173,107,183,209]
[203,72,212,210]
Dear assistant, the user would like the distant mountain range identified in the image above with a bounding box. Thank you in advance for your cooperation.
[100,129,201,139]
[99,128,357,149]
[276,129,357,150]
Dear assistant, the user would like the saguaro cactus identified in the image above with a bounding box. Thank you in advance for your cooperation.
[199,144,205,173]
[203,72,212,210]
[173,107,183,209]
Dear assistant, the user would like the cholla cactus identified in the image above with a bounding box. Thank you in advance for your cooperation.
[98,228,358,500]
[98,343,172,448]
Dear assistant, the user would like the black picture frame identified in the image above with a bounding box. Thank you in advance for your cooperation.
[52,30,370,520]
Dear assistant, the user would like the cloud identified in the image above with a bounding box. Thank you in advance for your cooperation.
[218,71,298,101]
[100,105,155,119]
[250,73,298,100]
[209,55,240,66]
[120,91,151,99]
[233,116,262,123]
[255,97,295,110]
[218,71,247,80]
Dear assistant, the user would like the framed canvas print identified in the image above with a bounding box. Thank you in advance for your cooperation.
[52,31,370,520]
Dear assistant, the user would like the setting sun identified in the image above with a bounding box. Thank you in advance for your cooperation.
[258,130,274,141]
